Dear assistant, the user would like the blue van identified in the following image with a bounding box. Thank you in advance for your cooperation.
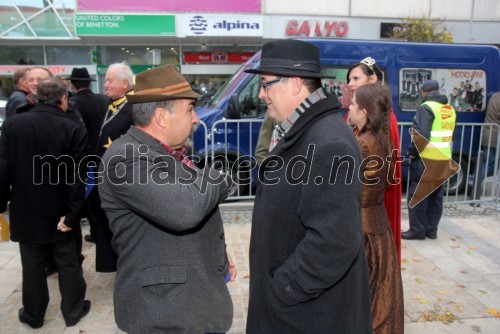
[193,38,500,196]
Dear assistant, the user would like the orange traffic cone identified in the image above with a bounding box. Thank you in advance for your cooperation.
[0,214,9,242]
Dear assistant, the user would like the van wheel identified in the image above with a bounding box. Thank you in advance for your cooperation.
[211,156,249,198]
[445,155,468,195]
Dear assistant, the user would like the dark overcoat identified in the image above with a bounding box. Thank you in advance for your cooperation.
[247,94,373,333]
[70,89,110,155]
[99,126,233,333]
[0,104,88,243]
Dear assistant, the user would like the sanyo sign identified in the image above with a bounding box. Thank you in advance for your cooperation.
[180,14,263,37]
[285,19,349,38]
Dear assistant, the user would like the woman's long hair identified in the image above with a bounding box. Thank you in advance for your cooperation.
[355,83,393,158]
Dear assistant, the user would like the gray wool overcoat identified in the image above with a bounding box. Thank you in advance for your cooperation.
[99,126,233,334]
[247,94,373,334]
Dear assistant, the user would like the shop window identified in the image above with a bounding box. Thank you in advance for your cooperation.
[0,46,44,65]
[98,46,179,66]
[46,46,93,65]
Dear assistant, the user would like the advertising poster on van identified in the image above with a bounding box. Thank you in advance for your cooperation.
[399,68,486,113]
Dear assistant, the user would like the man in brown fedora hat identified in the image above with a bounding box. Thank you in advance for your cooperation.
[98,64,235,333]
[67,67,110,245]
[245,39,372,333]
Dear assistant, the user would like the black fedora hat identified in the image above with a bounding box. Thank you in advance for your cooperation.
[245,39,324,78]
[66,67,95,81]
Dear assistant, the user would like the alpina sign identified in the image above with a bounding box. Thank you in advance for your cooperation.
[285,19,349,38]
[182,14,262,37]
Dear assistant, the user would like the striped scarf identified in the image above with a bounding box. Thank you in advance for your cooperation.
[269,87,326,151]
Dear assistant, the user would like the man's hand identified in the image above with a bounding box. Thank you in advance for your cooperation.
[227,253,237,282]
[57,216,73,233]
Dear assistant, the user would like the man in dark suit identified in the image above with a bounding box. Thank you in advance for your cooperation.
[0,77,90,329]
[245,40,373,333]
[6,67,30,118]
[99,65,235,333]
[88,62,134,273]
[67,67,110,243]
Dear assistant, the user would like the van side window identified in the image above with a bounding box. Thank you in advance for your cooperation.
[399,68,487,112]
[238,75,266,118]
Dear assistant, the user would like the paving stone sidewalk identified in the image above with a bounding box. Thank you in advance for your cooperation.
[0,202,499,333]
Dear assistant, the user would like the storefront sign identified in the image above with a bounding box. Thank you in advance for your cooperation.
[75,14,175,36]
[77,0,260,12]
[184,52,255,64]
[180,14,262,37]
[285,19,349,38]
[0,65,96,76]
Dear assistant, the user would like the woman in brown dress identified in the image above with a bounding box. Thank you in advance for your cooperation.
[348,83,404,334]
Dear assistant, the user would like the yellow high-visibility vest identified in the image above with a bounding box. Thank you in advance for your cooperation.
[419,101,456,160]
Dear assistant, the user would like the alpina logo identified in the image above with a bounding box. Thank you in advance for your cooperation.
[213,20,260,31]
[189,16,208,35]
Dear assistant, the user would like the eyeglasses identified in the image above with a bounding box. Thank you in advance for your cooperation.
[260,77,283,90]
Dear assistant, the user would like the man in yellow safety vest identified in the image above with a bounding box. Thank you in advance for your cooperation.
[402,79,457,240]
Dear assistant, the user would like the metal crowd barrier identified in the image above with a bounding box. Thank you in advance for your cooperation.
[198,119,499,211]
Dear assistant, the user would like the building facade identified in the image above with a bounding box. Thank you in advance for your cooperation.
[0,0,498,98]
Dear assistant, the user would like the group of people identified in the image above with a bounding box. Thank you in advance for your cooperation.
[0,62,137,328]
[0,38,461,333]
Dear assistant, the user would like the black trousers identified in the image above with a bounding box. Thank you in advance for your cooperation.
[407,158,444,235]
[88,186,117,272]
[19,238,87,325]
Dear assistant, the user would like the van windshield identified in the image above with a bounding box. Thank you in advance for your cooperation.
[208,55,260,107]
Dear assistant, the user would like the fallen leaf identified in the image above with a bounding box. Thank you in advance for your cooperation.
[441,291,449,296]
[457,284,467,288]
[478,289,487,294]
[419,311,437,322]
[416,296,428,304]
[413,258,422,263]
[438,311,457,324]
[459,270,468,274]
[486,308,500,317]
[402,259,408,263]
[466,251,472,254]
[469,245,476,250]
[451,245,460,249]
[415,277,423,284]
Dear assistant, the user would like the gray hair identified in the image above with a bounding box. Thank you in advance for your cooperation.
[108,61,134,88]
[37,77,68,107]
[132,100,177,127]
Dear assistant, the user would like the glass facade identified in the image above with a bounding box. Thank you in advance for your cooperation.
[0,0,76,38]
[97,46,179,66]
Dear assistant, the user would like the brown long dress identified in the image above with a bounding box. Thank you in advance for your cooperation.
[357,132,404,334]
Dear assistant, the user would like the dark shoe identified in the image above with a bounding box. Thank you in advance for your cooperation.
[45,265,57,276]
[18,308,43,329]
[426,231,437,240]
[401,230,426,240]
[65,300,91,327]
[84,234,96,243]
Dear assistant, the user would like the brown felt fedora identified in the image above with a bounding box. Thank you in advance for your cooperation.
[126,65,200,104]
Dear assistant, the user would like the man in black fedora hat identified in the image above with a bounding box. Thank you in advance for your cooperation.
[68,67,110,244]
[245,39,372,333]
[98,64,235,333]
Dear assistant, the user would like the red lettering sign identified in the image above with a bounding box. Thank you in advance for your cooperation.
[228,52,255,63]
[285,20,349,38]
